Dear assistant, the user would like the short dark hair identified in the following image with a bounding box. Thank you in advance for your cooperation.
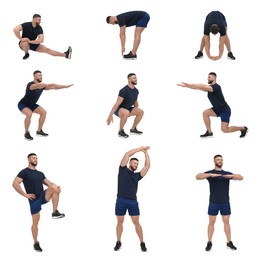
[33,70,42,75]
[27,153,37,159]
[214,154,222,160]
[130,157,139,162]
[106,16,111,24]
[127,73,136,79]
[210,24,219,34]
[209,72,217,77]
[33,14,41,19]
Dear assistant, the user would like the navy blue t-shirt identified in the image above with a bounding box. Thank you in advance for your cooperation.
[207,83,229,114]
[117,11,147,27]
[17,167,46,200]
[205,169,233,203]
[19,81,45,106]
[118,85,139,109]
[204,11,226,36]
[21,22,43,40]
[117,165,142,200]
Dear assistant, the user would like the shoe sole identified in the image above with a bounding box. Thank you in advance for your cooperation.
[130,132,143,135]
[118,135,129,138]
[33,247,42,252]
[52,215,65,219]
[195,56,203,59]
[227,57,235,60]
[25,138,33,141]
[68,46,72,59]
[123,57,137,60]
[200,136,213,138]
[226,246,237,250]
[240,128,248,138]
[36,134,48,137]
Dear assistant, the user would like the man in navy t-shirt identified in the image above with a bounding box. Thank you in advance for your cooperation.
[196,154,243,251]
[194,11,236,60]
[12,153,65,252]
[114,146,150,252]
[177,72,248,138]
[18,70,73,141]
[13,14,72,60]
[107,73,144,138]
[106,11,150,59]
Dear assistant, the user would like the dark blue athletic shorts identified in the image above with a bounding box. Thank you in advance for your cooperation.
[115,197,140,216]
[212,106,231,123]
[114,106,134,117]
[208,202,231,216]
[29,190,48,215]
[18,102,39,112]
[136,13,150,27]
[19,41,40,51]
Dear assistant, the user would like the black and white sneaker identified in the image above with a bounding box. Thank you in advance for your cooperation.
[36,129,49,137]
[118,129,129,138]
[33,241,42,252]
[52,210,65,219]
[227,241,237,250]
[140,242,147,252]
[200,130,213,138]
[227,52,236,60]
[114,241,122,251]
[205,241,212,251]
[25,131,33,141]
[240,126,248,138]
[23,53,30,60]
[123,51,137,59]
[65,46,72,59]
[130,128,143,135]
[195,51,203,59]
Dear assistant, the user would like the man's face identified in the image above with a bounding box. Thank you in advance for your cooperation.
[35,73,42,83]
[129,75,137,85]
[129,159,139,171]
[208,74,215,84]
[34,17,41,26]
[29,155,38,167]
[214,156,223,168]
[109,17,118,25]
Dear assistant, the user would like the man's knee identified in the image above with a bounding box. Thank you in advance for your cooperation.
[221,126,228,133]
[120,110,130,118]
[138,108,144,116]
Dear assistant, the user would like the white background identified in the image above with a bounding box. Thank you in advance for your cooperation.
[0,0,259,259]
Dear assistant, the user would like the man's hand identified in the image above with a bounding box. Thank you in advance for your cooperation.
[223,174,234,179]
[21,38,29,42]
[107,115,113,125]
[209,173,222,177]
[177,82,189,88]
[141,146,150,152]
[25,194,36,200]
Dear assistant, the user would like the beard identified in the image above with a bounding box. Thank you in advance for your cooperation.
[36,78,42,83]
[215,163,222,168]
[131,80,137,85]
[208,80,213,84]
[31,162,37,166]
[130,166,137,171]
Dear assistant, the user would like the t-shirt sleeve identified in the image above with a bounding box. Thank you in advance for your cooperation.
[211,84,220,93]
[42,172,46,180]
[137,172,143,180]
[117,15,126,27]
[204,23,210,35]
[118,88,127,98]
[219,26,226,36]
[39,26,43,34]
[17,169,26,179]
